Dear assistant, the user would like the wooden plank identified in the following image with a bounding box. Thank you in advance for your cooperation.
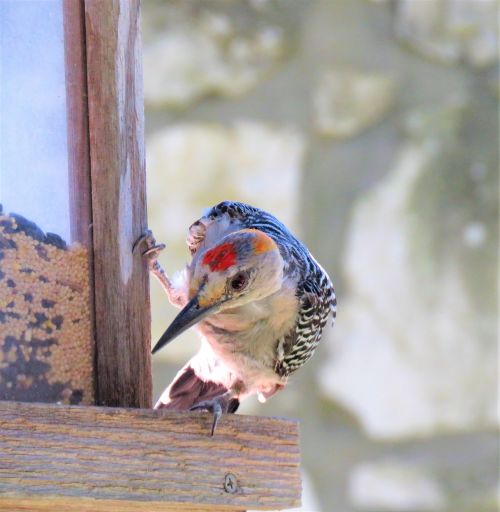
[0,498,244,512]
[83,0,151,407]
[0,402,301,511]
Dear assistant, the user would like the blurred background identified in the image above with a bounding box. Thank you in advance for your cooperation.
[142,1,499,511]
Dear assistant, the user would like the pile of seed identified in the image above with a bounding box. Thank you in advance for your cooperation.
[0,206,94,404]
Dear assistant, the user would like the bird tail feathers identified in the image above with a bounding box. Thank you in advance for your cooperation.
[154,364,239,412]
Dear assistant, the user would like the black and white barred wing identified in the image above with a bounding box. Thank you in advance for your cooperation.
[276,270,336,377]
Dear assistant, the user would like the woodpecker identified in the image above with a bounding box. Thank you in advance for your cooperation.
[138,201,336,434]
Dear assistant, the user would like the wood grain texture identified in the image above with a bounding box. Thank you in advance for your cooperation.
[63,0,97,404]
[0,402,301,511]
[0,498,244,512]
[63,0,93,247]
[83,0,151,407]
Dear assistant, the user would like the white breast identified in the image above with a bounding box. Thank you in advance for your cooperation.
[195,279,299,397]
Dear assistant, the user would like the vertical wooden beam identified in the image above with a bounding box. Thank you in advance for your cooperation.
[84,0,151,407]
[63,0,92,247]
[63,0,96,403]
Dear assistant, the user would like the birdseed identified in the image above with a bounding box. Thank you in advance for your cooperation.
[0,206,94,404]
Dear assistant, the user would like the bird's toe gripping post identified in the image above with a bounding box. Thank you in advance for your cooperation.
[133,229,166,269]
[190,393,239,436]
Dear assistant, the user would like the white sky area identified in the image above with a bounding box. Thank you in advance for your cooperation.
[0,0,71,241]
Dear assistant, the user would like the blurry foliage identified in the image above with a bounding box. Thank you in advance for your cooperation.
[407,94,498,315]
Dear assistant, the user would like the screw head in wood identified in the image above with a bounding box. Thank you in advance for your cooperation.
[224,472,238,493]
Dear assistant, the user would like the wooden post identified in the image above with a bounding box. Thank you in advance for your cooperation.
[63,0,92,247]
[0,402,301,511]
[84,0,151,408]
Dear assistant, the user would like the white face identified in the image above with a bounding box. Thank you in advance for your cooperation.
[189,231,285,311]
[220,248,285,310]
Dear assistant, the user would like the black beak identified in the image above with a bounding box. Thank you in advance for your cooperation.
[152,297,219,355]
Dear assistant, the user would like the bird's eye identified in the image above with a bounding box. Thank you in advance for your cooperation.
[229,271,249,292]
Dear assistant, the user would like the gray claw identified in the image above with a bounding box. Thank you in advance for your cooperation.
[190,397,227,436]
[133,230,166,267]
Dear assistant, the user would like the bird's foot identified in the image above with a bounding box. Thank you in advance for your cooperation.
[133,230,166,270]
[190,393,238,436]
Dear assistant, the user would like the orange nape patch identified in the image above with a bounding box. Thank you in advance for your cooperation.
[202,242,237,272]
[246,229,277,255]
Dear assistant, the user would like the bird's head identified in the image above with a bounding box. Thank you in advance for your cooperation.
[152,229,283,354]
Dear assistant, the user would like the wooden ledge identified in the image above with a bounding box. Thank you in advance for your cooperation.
[0,401,301,511]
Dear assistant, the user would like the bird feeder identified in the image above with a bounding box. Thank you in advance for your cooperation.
[0,2,300,511]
